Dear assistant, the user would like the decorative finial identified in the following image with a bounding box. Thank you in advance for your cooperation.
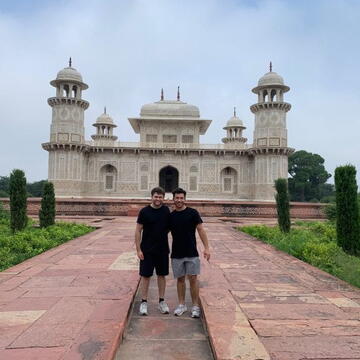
[234,106,236,117]
[177,86,180,101]
[69,57,72,67]
[161,88,164,101]
[269,61,272,72]
[104,106,106,114]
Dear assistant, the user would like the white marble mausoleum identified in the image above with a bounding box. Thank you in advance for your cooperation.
[42,61,293,200]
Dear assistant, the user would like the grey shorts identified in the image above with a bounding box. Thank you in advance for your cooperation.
[171,257,200,278]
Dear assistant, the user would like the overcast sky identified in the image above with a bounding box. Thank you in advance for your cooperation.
[0,0,359,184]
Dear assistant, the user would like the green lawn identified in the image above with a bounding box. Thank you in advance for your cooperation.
[239,221,360,289]
[0,215,94,271]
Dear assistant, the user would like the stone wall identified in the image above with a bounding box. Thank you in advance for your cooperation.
[0,198,326,219]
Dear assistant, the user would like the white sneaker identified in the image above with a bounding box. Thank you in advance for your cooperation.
[174,304,187,316]
[139,302,148,316]
[191,305,201,318]
[158,301,170,314]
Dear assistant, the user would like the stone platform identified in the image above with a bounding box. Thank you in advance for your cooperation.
[1,216,360,360]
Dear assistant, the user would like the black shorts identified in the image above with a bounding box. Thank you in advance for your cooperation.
[139,252,169,277]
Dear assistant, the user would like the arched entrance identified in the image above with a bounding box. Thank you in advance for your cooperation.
[159,166,179,192]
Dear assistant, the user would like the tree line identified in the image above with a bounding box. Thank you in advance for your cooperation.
[0,177,46,198]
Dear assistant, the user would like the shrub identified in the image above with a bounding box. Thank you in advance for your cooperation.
[9,169,28,232]
[324,202,336,222]
[39,182,56,228]
[335,165,360,255]
[275,178,291,233]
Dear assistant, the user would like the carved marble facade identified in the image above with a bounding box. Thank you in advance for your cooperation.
[42,62,293,200]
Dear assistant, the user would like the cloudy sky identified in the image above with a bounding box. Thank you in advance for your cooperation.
[0,0,359,183]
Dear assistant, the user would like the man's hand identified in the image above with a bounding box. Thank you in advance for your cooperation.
[137,250,144,260]
[203,248,210,261]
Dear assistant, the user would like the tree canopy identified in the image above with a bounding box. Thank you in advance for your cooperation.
[288,150,333,202]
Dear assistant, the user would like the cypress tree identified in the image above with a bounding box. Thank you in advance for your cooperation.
[39,182,56,228]
[335,165,360,255]
[275,178,291,233]
[9,169,28,232]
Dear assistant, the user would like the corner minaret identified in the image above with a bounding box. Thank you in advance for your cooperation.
[43,60,89,197]
[250,64,293,200]
[250,63,291,148]
[48,59,89,144]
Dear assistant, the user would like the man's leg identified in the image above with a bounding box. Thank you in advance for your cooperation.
[157,275,166,299]
[141,276,151,300]
[177,276,186,304]
[188,275,199,306]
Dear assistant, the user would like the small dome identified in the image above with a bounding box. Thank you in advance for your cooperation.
[56,66,83,83]
[258,71,284,87]
[96,112,114,125]
[140,100,200,118]
[226,115,244,127]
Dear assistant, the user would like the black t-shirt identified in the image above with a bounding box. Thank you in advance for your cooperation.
[137,205,170,254]
[169,207,203,259]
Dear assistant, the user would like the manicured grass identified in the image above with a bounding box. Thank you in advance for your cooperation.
[0,216,94,271]
[239,221,360,289]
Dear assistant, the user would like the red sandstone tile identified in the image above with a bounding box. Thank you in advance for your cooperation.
[200,289,237,310]
[251,319,360,337]
[0,324,31,348]
[0,296,60,311]
[36,268,82,277]
[261,335,360,359]
[232,290,329,304]
[88,296,133,323]
[0,276,30,291]
[0,347,66,360]
[316,290,346,298]
[17,264,50,277]
[343,291,360,299]
[240,303,350,320]
[0,274,15,284]
[57,255,94,265]
[8,322,85,348]
[0,289,28,302]
[19,275,76,288]
[23,286,97,298]
[62,321,124,360]
[35,297,96,325]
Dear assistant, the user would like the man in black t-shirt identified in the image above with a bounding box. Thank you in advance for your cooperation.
[169,188,210,318]
[135,187,170,316]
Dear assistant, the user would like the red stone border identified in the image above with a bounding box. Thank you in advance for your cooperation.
[0,197,326,219]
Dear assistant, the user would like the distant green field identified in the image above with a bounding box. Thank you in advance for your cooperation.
[240,221,360,289]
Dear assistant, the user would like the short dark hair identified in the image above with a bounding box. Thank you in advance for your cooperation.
[172,187,186,198]
[151,187,165,196]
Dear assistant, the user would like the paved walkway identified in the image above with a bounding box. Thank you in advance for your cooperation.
[1,216,360,360]
[115,277,214,360]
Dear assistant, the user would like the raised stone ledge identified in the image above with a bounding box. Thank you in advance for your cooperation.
[0,198,326,219]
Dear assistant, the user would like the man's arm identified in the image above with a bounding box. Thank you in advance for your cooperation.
[196,223,210,261]
[135,223,144,260]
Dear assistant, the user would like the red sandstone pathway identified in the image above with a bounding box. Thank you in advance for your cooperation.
[201,220,360,360]
[0,217,139,360]
[1,216,360,360]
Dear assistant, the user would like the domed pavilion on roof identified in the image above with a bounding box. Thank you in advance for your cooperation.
[42,61,294,200]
